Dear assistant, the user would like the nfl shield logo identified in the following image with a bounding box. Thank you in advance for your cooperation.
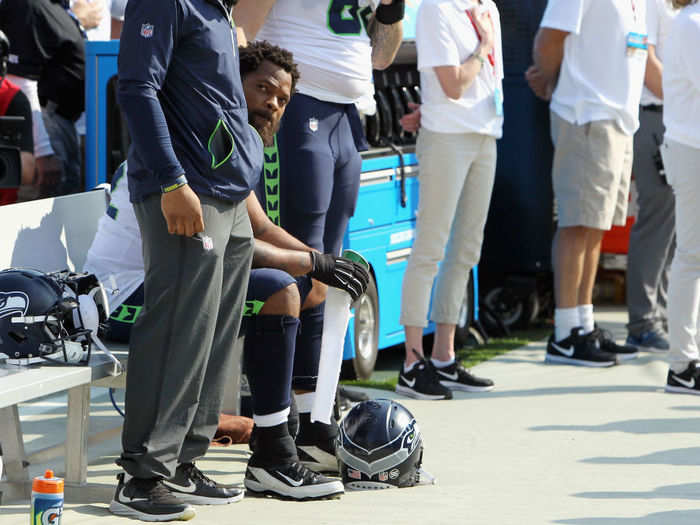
[140,23,154,38]
[308,118,318,132]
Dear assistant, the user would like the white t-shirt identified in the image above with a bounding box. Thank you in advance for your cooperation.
[256,0,378,105]
[541,0,649,136]
[640,0,674,106]
[83,163,144,313]
[663,3,700,150]
[416,0,503,137]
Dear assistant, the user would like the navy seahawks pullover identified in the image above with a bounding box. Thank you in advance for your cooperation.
[117,0,262,203]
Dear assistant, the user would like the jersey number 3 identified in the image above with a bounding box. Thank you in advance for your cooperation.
[327,0,372,36]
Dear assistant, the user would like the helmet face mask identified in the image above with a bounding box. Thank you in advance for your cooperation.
[336,399,424,490]
[0,269,108,365]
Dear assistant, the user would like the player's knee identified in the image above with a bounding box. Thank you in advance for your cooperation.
[260,284,300,316]
[302,280,327,310]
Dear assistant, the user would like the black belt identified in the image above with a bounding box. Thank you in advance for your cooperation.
[641,104,663,112]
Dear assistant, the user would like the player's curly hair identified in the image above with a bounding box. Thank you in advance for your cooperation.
[672,0,697,7]
[240,40,300,92]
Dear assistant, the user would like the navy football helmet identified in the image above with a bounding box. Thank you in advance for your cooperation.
[0,268,110,365]
[336,399,424,489]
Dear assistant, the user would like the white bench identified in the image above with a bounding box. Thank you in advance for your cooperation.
[0,190,242,503]
[0,190,122,502]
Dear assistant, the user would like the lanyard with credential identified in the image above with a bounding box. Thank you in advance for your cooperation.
[465,7,495,70]
[465,5,503,116]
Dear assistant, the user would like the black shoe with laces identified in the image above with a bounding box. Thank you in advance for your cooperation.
[244,460,344,500]
[435,361,495,392]
[396,351,453,400]
[109,473,196,522]
[295,413,339,473]
[666,360,700,395]
[164,462,243,505]
[591,325,638,361]
[545,327,618,367]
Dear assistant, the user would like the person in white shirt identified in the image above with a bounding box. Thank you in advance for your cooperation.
[394,0,500,400]
[526,0,649,367]
[625,0,676,354]
[660,0,700,395]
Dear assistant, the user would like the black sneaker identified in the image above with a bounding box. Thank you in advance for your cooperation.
[296,413,339,473]
[244,460,344,500]
[163,463,244,505]
[545,327,618,367]
[109,473,196,522]
[665,361,700,395]
[434,361,495,392]
[592,325,638,361]
[396,352,453,400]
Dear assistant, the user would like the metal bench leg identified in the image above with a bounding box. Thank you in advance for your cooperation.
[220,334,244,415]
[65,384,90,485]
[0,405,30,502]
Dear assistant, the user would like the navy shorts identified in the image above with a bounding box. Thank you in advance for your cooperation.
[243,268,312,316]
[267,93,366,255]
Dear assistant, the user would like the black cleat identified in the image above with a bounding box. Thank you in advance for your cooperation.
[245,461,344,501]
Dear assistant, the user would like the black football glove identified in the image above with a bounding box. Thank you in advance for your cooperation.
[308,252,370,302]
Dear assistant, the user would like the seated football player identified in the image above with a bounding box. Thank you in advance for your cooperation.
[84,41,369,501]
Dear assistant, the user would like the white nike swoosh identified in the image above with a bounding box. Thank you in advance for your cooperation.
[276,471,304,487]
[437,370,459,381]
[402,377,416,388]
[551,341,575,357]
[163,479,198,494]
[120,486,148,502]
[672,375,696,389]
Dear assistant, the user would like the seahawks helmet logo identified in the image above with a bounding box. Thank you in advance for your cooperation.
[0,291,28,319]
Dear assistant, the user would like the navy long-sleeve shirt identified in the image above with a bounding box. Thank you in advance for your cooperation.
[117,0,263,203]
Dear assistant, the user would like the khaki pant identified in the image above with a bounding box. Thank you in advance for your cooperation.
[400,128,496,327]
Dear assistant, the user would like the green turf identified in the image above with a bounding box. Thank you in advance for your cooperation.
[341,327,551,392]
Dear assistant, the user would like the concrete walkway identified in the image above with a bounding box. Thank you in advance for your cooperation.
[2,307,699,524]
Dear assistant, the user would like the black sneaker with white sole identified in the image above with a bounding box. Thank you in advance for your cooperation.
[109,473,196,522]
[296,413,340,474]
[396,354,453,400]
[545,327,618,367]
[434,361,494,392]
[591,326,638,361]
[244,460,344,500]
[163,462,243,505]
[666,361,700,395]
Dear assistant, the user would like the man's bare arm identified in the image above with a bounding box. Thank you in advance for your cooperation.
[233,0,277,44]
[367,4,403,71]
[525,27,568,101]
[252,239,313,276]
[644,44,663,100]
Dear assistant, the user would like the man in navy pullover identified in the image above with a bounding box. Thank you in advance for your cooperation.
[110,0,262,520]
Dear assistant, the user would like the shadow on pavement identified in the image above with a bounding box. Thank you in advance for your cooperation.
[582,446,700,466]
[555,509,700,524]
[531,417,700,434]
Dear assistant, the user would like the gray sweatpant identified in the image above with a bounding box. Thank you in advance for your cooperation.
[626,106,675,336]
[119,193,253,479]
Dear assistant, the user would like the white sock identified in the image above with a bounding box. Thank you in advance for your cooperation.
[295,392,315,413]
[403,360,419,373]
[555,307,580,342]
[254,407,290,428]
[431,357,455,368]
[578,304,595,334]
